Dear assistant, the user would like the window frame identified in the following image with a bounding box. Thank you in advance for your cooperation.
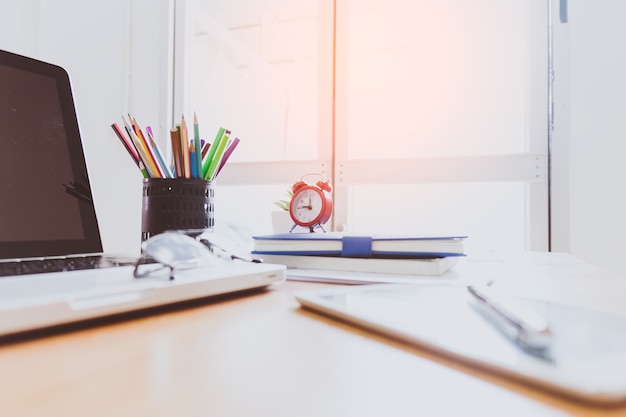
[173,0,551,251]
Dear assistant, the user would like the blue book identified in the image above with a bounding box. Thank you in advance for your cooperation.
[252,232,466,258]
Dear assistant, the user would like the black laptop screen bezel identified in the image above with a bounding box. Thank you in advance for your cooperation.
[0,49,103,259]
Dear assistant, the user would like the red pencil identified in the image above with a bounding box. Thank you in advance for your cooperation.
[110,123,139,166]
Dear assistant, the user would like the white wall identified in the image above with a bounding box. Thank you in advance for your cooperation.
[0,0,172,255]
[552,0,626,277]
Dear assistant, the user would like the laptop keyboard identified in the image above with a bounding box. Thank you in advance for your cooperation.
[0,255,139,277]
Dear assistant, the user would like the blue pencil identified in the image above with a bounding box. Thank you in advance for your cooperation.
[146,126,173,178]
[189,142,199,179]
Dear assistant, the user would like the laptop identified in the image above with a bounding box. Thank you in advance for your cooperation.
[0,49,285,338]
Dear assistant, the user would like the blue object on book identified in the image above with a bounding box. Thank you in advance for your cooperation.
[252,232,467,258]
[341,236,373,257]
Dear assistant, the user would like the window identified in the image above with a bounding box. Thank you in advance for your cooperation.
[177,0,549,254]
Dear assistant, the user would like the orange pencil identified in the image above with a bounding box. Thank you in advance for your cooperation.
[122,115,160,178]
[180,115,191,178]
[170,128,183,177]
[128,115,164,178]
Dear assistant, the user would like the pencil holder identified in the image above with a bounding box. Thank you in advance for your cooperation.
[141,178,214,241]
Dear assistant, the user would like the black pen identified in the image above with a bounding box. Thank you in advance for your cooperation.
[467,285,553,355]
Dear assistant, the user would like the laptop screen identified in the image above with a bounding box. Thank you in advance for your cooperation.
[0,50,102,259]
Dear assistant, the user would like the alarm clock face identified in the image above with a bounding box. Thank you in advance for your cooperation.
[290,187,325,226]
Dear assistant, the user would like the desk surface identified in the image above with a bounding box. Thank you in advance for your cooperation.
[1,253,626,417]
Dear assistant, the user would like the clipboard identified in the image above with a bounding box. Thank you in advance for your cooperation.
[295,282,626,405]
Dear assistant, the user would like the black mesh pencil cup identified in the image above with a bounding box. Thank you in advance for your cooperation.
[141,178,214,241]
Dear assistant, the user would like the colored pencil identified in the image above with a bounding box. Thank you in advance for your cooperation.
[201,142,210,159]
[170,128,183,178]
[122,116,159,178]
[146,126,173,178]
[205,130,230,180]
[180,116,191,178]
[128,115,164,178]
[189,142,198,179]
[215,137,240,178]
[202,127,225,179]
[111,113,239,180]
[193,112,203,180]
[110,123,140,167]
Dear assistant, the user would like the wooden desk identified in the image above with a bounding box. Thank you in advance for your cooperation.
[1,254,626,417]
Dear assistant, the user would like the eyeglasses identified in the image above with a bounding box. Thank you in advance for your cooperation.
[133,231,261,280]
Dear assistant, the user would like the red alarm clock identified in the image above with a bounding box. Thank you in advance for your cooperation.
[289,174,333,232]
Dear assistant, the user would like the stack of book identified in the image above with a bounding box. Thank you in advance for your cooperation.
[251,232,466,276]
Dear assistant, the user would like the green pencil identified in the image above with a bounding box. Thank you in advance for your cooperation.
[205,131,230,180]
[202,127,225,179]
